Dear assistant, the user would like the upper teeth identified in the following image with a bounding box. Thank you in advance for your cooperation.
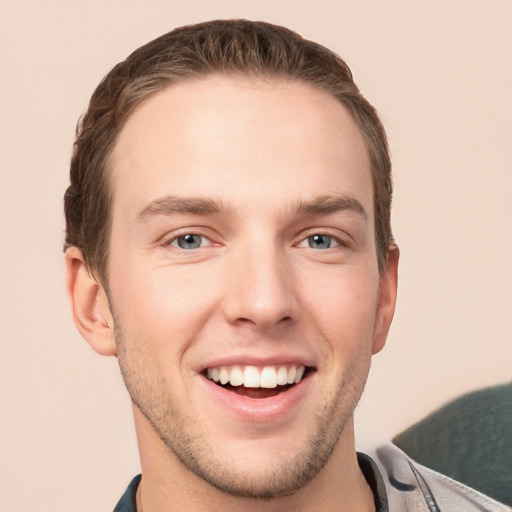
[206,365,306,389]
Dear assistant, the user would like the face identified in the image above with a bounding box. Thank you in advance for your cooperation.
[106,77,396,498]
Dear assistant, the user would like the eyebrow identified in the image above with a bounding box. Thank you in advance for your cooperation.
[136,193,367,222]
[137,196,229,221]
[292,194,367,219]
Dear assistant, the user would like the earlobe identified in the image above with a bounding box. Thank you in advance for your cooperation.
[372,244,399,355]
[65,246,116,356]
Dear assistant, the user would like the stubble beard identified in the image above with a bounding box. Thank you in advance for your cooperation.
[115,325,371,500]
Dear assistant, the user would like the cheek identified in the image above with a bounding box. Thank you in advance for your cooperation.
[109,263,222,349]
[299,265,380,348]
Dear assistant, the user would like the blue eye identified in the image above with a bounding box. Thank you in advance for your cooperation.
[305,234,339,249]
[173,234,204,249]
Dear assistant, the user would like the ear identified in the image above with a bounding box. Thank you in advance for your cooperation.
[372,244,399,355]
[65,246,116,356]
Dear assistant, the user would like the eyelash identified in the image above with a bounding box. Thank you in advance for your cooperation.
[297,233,348,250]
[160,233,213,249]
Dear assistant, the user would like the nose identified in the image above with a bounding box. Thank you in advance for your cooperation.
[222,242,299,331]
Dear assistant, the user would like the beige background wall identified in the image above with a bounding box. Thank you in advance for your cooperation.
[1,1,510,510]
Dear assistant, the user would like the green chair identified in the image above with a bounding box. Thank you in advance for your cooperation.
[393,381,512,506]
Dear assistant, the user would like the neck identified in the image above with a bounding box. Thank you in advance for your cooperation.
[133,407,375,512]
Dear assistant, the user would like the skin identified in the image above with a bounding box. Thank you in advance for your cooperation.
[66,76,398,512]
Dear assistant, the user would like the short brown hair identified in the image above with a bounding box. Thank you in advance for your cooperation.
[64,19,393,285]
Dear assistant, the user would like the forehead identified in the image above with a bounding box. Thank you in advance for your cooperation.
[111,76,373,220]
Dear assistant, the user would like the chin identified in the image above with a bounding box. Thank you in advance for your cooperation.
[158,416,344,500]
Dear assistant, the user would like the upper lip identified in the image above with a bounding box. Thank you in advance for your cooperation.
[197,353,317,373]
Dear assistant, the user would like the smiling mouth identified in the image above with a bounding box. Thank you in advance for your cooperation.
[204,364,312,399]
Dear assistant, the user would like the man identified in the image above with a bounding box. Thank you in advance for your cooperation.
[63,20,509,512]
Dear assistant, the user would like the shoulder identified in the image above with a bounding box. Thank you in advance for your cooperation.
[370,443,511,512]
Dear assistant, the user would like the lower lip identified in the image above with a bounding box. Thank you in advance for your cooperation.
[199,373,312,423]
